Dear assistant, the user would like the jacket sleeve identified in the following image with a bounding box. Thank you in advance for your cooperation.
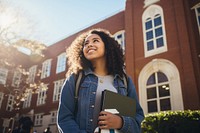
[119,76,144,133]
[57,75,87,133]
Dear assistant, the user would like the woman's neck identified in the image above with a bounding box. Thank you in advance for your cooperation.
[92,59,108,76]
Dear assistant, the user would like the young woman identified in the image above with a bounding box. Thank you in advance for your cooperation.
[57,28,144,133]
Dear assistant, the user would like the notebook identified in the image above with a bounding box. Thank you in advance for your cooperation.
[101,90,136,118]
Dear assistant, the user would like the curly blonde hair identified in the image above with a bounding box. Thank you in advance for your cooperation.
[66,28,125,77]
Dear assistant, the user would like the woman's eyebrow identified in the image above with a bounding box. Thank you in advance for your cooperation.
[92,37,100,40]
[85,37,100,42]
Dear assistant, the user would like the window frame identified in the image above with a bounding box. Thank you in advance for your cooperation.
[28,65,37,83]
[0,68,8,85]
[41,59,52,79]
[37,84,48,106]
[56,53,66,74]
[114,30,126,54]
[6,94,14,111]
[138,59,184,114]
[146,72,171,113]
[50,111,57,124]
[23,89,32,108]
[142,5,167,57]
[34,113,43,126]
[12,70,21,87]
[0,92,4,109]
[194,4,200,35]
[53,79,64,102]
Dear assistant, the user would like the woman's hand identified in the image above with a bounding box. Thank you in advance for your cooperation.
[98,111,123,130]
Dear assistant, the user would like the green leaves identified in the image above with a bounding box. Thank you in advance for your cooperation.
[141,110,200,133]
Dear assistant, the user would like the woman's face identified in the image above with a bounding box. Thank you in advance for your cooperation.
[83,33,106,62]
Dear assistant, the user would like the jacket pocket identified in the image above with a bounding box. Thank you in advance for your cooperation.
[79,81,90,89]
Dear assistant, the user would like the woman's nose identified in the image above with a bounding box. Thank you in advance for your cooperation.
[87,43,93,48]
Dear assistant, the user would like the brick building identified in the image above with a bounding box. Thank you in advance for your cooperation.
[0,0,199,132]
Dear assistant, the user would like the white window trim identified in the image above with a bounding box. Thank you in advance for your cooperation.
[6,94,14,111]
[0,92,4,109]
[142,5,168,57]
[23,89,32,108]
[138,59,184,114]
[12,70,21,87]
[0,68,8,85]
[37,84,48,106]
[146,72,171,113]
[50,111,57,124]
[41,59,52,79]
[114,30,126,53]
[28,65,37,83]
[56,53,66,74]
[192,3,200,36]
[34,113,44,126]
[144,0,160,8]
[53,79,64,102]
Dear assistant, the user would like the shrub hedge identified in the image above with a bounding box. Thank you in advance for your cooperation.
[141,110,200,133]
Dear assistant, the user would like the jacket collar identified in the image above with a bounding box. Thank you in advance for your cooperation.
[83,68,124,80]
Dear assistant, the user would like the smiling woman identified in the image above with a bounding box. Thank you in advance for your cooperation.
[57,28,144,133]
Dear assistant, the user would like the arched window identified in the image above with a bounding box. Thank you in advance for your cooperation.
[139,59,183,114]
[146,72,171,113]
[142,5,167,57]
[114,30,125,54]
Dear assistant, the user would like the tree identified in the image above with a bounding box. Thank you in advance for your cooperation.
[0,0,46,111]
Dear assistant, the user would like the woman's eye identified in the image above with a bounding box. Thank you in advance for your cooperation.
[84,42,88,46]
[93,39,99,43]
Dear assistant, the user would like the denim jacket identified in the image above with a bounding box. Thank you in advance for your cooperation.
[57,69,144,133]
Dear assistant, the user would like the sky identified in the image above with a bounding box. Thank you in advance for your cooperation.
[2,0,126,46]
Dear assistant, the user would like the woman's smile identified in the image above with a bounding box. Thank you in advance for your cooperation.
[87,47,97,54]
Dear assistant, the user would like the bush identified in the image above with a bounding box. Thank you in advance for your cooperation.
[141,110,200,133]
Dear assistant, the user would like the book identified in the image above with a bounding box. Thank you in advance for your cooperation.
[99,109,121,133]
[101,90,136,118]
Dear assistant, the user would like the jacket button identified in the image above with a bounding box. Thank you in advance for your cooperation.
[90,119,93,122]
[91,105,94,108]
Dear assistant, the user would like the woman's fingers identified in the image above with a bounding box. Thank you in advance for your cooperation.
[98,120,108,129]
[98,111,122,129]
